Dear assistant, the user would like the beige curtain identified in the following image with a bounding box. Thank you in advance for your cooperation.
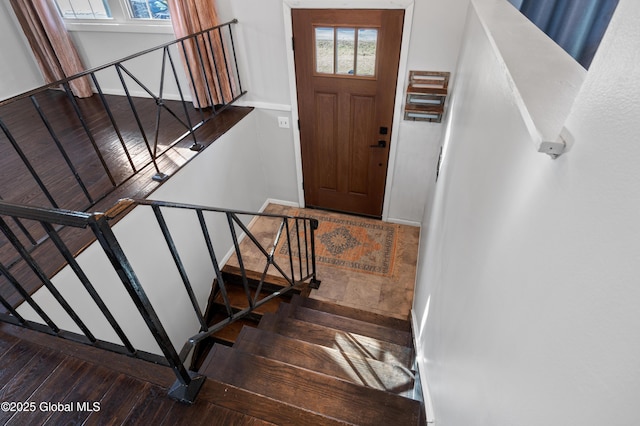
[9,0,92,98]
[168,0,235,107]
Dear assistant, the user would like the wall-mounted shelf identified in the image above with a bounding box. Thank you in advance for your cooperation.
[404,71,450,123]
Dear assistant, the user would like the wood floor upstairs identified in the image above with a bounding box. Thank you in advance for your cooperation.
[0,322,275,426]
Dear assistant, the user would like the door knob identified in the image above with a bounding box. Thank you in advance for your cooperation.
[370,140,387,148]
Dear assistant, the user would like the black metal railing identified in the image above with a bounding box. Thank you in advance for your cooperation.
[0,19,245,213]
[0,198,319,403]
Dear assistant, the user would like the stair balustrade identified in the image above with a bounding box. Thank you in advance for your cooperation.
[0,19,248,313]
[0,198,320,403]
[0,19,245,222]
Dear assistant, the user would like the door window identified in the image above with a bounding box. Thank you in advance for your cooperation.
[314,26,378,77]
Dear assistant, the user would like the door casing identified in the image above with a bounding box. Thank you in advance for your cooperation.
[282,0,415,222]
[293,9,404,217]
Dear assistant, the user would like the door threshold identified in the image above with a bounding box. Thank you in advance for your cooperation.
[304,205,383,221]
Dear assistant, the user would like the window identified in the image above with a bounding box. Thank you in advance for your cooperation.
[125,0,170,20]
[507,0,619,69]
[55,0,170,21]
[314,26,378,77]
[56,0,111,19]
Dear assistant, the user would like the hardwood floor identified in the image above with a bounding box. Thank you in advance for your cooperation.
[0,322,274,425]
[0,90,252,309]
[2,90,197,210]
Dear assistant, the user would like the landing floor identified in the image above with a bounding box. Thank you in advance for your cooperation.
[227,204,420,320]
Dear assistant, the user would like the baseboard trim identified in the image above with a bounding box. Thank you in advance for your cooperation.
[412,308,435,424]
[387,217,421,227]
[235,100,292,112]
[220,239,242,268]
[266,198,300,208]
[219,198,300,266]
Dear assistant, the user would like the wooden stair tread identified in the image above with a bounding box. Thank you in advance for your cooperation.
[234,326,415,397]
[284,301,412,347]
[201,344,421,426]
[161,394,278,426]
[259,312,413,368]
[291,294,411,331]
[198,378,349,426]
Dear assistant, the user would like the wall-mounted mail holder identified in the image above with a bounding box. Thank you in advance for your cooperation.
[404,71,450,123]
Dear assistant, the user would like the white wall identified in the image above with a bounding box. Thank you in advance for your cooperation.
[413,0,640,424]
[250,108,300,201]
[71,30,174,67]
[216,0,292,107]
[385,0,469,225]
[69,28,182,99]
[17,111,275,355]
[0,0,44,100]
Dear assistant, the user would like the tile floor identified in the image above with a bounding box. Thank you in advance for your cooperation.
[226,204,420,321]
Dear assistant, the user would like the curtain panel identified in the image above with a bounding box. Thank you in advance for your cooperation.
[168,0,236,107]
[509,0,620,69]
[10,0,92,98]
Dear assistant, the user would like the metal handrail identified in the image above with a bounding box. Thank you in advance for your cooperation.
[126,199,322,363]
[0,198,320,403]
[0,20,240,108]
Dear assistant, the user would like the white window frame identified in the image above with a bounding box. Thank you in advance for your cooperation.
[61,0,174,34]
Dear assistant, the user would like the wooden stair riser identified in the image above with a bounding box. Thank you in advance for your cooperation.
[283,302,413,347]
[221,265,304,296]
[210,284,286,321]
[290,294,411,332]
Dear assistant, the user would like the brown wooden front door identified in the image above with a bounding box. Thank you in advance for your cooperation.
[292,9,404,217]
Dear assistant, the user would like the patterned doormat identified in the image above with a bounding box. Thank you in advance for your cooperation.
[277,210,398,276]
